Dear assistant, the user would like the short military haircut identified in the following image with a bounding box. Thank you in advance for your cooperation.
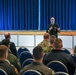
[50,35,56,44]
[0,45,8,58]
[33,46,43,60]
[54,38,62,48]
[1,39,10,47]
[4,32,10,39]
[43,33,50,39]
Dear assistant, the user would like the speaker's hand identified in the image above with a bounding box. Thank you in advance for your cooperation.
[49,27,53,30]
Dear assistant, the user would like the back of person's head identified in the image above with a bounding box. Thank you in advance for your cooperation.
[50,35,56,44]
[0,45,8,58]
[33,46,44,60]
[43,33,50,39]
[54,38,63,49]
[1,39,10,47]
[4,32,10,39]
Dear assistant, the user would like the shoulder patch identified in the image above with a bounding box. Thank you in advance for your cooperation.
[15,68,18,74]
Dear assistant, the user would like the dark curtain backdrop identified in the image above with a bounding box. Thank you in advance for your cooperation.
[0,0,76,30]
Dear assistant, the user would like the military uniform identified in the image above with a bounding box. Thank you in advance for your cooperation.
[38,40,53,53]
[44,50,75,75]
[0,60,19,75]
[20,62,54,75]
[7,52,21,72]
[38,40,50,53]
[44,45,54,53]
[46,24,60,38]
[10,42,17,57]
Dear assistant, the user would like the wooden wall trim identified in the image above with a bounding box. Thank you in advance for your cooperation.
[0,31,76,35]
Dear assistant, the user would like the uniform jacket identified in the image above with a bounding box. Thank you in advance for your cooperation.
[44,49,75,75]
[0,60,19,75]
[7,52,20,72]
[20,62,54,75]
[46,24,60,38]
[38,40,50,53]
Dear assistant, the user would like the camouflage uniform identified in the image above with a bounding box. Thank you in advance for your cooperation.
[44,45,54,53]
[38,40,52,53]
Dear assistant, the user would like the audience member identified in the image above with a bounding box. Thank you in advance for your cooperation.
[45,35,56,53]
[20,46,54,75]
[44,38,75,75]
[4,32,17,57]
[37,33,50,53]
[0,45,19,75]
[1,39,20,72]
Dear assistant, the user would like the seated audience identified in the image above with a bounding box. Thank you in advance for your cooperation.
[37,33,50,53]
[0,45,19,75]
[44,38,75,75]
[1,39,20,72]
[3,32,17,57]
[20,46,54,75]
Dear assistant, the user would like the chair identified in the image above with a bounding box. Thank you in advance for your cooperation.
[0,68,8,75]
[62,48,70,54]
[54,72,69,75]
[17,47,29,57]
[19,51,33,66]
[22,69,42,75]
[22,58,34,68]
[47,60,68,73]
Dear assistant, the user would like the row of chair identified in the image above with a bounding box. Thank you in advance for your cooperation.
[22,69,69,75]
[17,47,76,68]
[21,60,69,75]
[17,47,76,66]
[0,68,69,75]
[17,47,34,68]
[0,47,71,75]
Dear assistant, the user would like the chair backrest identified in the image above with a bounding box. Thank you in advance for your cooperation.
[22,58,34,68]
[17,47,29,57]
[22,69,42,75]
[19,51,33,66]
[62,48,70,54]
[54,72,69,75]
[47,60,68,73]
[0,68,8,75]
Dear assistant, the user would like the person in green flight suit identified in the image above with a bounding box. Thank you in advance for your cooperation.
[37,33,50,53]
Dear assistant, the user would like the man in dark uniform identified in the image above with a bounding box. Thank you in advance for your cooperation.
[46,17,60,38]
[44,38,75,75]
[4,32,17,57]
[20,46,54,75]
[0,45,19,75]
